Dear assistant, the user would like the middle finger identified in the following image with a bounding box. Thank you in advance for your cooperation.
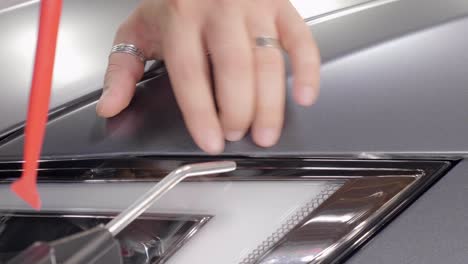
[204,11,255,142]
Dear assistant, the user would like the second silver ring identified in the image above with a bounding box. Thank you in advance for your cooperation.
[255,36,282,49]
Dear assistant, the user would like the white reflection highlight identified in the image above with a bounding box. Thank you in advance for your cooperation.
[307,213,355,223]
[290,0,346,18]
[12,20,92,87]
[54,29,92,86]
[0,0,39,15]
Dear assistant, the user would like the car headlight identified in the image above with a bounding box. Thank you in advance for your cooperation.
[0,157,452,263]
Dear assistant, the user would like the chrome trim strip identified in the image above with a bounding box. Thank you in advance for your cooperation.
[305,0,401,25]
[0,157,440,183]
[106,161,235,236]
[255,160,450,263]
[0,211,212,264]
[241,183,343,264]
[0,0,38,15]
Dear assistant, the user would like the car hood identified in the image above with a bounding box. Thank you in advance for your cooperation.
[0,0,468,158]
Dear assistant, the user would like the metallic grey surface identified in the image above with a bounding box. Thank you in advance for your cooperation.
[105,161,236,236]
[346,159,468,264]
[0,0,140,138]
[0,0,365,138]
[2,0,468,157]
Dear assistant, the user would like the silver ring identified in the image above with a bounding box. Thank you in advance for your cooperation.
[255,36,282,49]
[110,43,146,63]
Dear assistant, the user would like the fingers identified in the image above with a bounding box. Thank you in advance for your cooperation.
[277,0,321,106]
[98,0,322,153]
[163,20,224,154]
[96,19,148,118]
[248,12,286,147]
[205,13,255,142]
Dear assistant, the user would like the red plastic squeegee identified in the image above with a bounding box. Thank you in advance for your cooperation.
[11,0,63,210]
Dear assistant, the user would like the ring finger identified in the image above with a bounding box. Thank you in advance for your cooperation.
[248,16,286,147]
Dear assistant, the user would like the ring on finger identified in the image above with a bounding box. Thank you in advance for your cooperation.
[255,36,282,49]
[110,43,147,63]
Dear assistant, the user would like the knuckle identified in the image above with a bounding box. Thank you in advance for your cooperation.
[222,56,251,73]
[256,94,284,116]
[213,0,238,8]
[258,101,280,115]
[179,100,214,119]
[295,47,321,69]
[165,50,197,78]
[166,0,198,16]
[104,63,124,83]
[255,108,283,128]
[215,48,252,72]
[256,51,283,71]
[257,0,281,9]
[167,0,189,12]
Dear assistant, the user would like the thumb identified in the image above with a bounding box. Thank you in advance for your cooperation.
[96,11,152,118]
[96,50,145,117]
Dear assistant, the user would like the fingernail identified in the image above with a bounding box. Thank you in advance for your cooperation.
[225,130,244,142]
[296,86,316,106]
[200,129,224,154]
[255,128,279,147]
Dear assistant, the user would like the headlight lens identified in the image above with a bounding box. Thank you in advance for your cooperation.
[0,158,452,264]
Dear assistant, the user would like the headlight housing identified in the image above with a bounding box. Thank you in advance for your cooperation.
[0,157,452,263]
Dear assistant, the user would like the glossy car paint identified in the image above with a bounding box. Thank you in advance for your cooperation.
[0,0,140,137]
[0,0,468,263]
[1,0,468,157]
[0,0,374,138]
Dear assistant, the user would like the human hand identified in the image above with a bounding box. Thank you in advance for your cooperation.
[96,0,320,154]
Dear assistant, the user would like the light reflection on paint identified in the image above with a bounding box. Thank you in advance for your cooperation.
[290,0,379,19]
[12,20,92,87]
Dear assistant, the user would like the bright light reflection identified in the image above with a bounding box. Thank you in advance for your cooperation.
[307,213,356,223]
[12,21,91,87]
[290,0,346,18]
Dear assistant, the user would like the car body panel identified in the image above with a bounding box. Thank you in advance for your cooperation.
[0,0,140,138]
[0,0,379,138]
[347,159,468,264]
[1,0,468,158]
[1,0,468,263]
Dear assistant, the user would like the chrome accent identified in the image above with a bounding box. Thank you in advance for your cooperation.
[0,158,443,183]
[240,183,342,264]
[106,161,236,236]
[0,211,212,264]
[254,160,450,263]
[0,0,39,15]
[305,0,401,25]
[0,158,453,263]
